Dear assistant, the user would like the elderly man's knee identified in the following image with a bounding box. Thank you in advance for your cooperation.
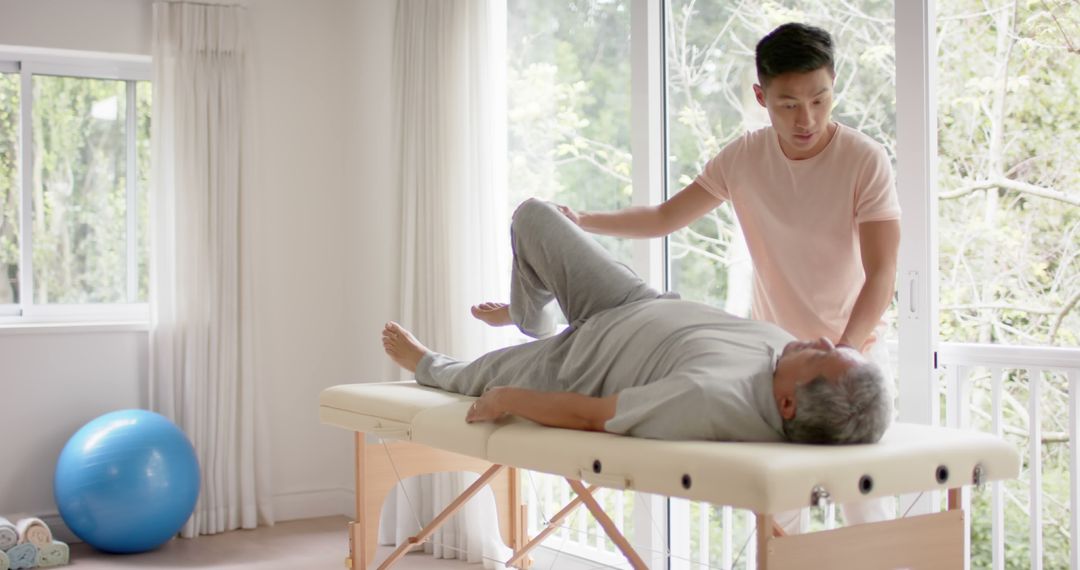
[511,197,558,235]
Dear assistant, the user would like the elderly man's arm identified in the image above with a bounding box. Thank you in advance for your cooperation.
[466,386,617,432]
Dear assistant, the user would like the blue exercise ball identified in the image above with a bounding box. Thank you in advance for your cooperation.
[54,409,200,553]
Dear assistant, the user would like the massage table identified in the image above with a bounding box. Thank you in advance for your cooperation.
[319,381,1020,569]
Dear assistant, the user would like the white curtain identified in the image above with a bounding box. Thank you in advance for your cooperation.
[150,1,273,538]
[386,0,511,567]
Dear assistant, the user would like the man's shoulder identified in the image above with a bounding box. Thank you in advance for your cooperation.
[835,124,890,162]
[719,125,773,155]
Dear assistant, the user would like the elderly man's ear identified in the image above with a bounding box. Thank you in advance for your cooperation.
[777,394,796,420]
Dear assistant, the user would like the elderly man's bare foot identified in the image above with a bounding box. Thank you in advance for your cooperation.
[471,302,513,327]
[382,322,429,373]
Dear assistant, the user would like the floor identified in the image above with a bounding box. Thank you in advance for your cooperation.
[67,516,481,569]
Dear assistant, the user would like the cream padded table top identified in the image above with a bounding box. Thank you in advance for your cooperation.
[320,381,1021,514]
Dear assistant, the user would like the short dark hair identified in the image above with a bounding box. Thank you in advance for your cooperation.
[755,23,835,86]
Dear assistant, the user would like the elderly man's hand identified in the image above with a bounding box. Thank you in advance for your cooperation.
[466,388,509,423]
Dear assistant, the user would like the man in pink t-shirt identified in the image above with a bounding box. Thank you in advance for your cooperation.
[546,23,902,531]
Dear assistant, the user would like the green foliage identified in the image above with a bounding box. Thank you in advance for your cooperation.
[932,4,1080,557]
[31,75,128,304]
[937,0,1080,347]
[0,73,19,303]
[507,0,634,264]
[137,81,151,302]
[0,72,151,307]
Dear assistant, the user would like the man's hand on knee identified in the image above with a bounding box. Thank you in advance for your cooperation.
[555,203,581,226]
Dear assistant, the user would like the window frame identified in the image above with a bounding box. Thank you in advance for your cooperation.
[0,46,151,325]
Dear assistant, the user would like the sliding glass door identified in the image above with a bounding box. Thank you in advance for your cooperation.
[500,1,953,568]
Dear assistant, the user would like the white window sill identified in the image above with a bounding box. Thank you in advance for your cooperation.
[0,321,150,335]
[0,304,150,332]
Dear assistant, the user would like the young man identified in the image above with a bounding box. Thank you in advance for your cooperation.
[384,198,892,445]
[535,23,901,527]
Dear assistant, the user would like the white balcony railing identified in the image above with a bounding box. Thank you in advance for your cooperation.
[523,342,1080,570]
[938,343,1080,570]
[522,471,638,567]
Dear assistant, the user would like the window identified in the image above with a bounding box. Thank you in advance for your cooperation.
[0,69,18,306]
[937,1,1079,347]
[507,0,634,266]
[0,51,151,322]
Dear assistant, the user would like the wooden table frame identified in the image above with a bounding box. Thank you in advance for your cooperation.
[344,433,967,570]
[754,490,965,568]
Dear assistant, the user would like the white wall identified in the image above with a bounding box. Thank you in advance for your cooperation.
[248,0,400,520]
[339,0,402,515]
[342,0,401,379]
[0,327,148,522]
[0,0,152,55]
[0,0,400,527]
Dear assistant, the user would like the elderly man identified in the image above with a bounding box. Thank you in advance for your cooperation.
[383,199,891,444]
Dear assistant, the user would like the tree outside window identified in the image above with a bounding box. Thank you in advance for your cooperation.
[938,2,1079,568]
[0,72,18,305]
[0,66,150,314]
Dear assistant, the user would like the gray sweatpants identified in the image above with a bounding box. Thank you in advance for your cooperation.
[415,198,666,396]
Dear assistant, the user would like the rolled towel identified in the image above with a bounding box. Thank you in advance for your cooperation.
[16,517,52,547]
[0,548,10,570]
[0,517,17,551]
[36,540,69,568]
[6,543,36,570]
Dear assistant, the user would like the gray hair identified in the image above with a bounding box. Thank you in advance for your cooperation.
[782,361,893,444]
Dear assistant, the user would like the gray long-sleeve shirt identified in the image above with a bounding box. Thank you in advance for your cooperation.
[572,299,791,442]
[419,298,795,442]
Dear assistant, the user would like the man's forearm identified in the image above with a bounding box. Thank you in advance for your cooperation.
[842,219,901,351]
[491,387,617,431]
[839,272,895,350]
[578,206,669,238]
[573,181,723,239]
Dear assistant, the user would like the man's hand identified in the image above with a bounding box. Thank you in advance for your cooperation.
[463,386,617,431]
[837,331,878,353]
[839,219,900,352]
[466,388,509,423]
[554,203,581,226]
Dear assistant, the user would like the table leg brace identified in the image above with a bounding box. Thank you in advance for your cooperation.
[378,464,507,569]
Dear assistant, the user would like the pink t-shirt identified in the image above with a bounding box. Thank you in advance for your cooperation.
[694,124,900,341]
